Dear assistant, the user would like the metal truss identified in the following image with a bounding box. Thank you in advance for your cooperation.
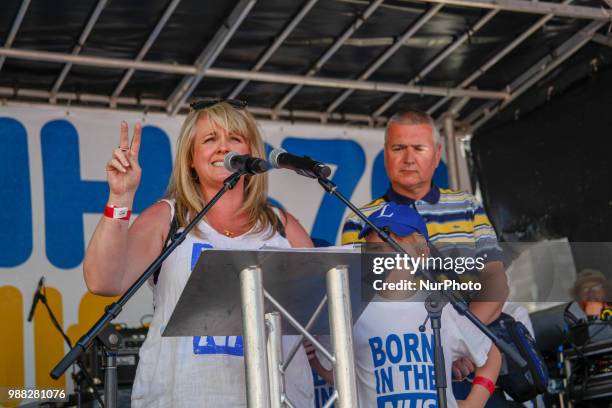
[417,0,612,20]
[227,0,320,99]
[467,20,606,131]
[0,47,197,74]
[373,8,499,117]
[110,0,182,106]
[0,0,608,128]
[0,47,509,100]
[427,0,575,117]
[0,0,31,71]
[0,86,386,125]
[592,33,612,48]
[50,0,108,102]
[272,0,385,111]
[325,3,444,114]
[166,0,256,115]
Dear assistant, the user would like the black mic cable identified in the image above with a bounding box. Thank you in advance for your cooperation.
[223,152,269,174]
[268,148,331,179]
[27,276,45,322]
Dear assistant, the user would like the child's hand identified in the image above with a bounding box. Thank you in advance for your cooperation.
[303,340,317,361]
[452,357,475,381]
[303,340,334,385]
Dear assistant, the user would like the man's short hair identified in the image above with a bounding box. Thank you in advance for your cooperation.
[385,110,441,145]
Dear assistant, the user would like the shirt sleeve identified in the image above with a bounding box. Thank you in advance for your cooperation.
[341,214,364,245]
[444,306,492,368]
[340,199,387,245]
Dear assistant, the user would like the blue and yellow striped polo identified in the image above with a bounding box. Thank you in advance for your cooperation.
[341,185,503,263]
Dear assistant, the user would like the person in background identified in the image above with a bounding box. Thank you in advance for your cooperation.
[341,110,509,381]
[571,269,610,318]
[342,109,508,322]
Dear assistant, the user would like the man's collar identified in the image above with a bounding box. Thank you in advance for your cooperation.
[384,184,440,205]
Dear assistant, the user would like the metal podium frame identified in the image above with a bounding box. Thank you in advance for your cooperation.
[236,264,358,408]
[163,248,360,408]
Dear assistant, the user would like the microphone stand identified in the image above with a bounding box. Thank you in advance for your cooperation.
[50,170,247,407]
[33,284,104,407]
[315,175,526,408]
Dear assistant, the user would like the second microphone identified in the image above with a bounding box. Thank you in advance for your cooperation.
[268,148,331,179]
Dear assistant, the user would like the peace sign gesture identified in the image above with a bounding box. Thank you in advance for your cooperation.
[106,121,142,201]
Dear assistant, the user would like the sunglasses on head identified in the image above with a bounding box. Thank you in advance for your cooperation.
[189,98,248,111]
[581,283,603,293]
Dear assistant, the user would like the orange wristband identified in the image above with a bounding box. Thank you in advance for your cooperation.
[104,205,131,220]
[473,376,495,396]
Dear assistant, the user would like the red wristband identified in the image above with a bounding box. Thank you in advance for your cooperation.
[473,376,495,396]
[104,205,131,220]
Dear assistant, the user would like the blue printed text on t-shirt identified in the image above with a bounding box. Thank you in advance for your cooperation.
[190,243,245,357]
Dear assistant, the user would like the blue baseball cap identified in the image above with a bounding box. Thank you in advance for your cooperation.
[359,202,429,240]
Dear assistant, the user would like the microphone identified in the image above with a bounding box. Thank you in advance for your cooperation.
[223,152,269,174]
[27,277,45,322]
[268,148,332,179]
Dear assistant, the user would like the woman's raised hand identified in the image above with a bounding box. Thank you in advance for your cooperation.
[106,121,142,201]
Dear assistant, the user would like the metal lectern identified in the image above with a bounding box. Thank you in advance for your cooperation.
[163,248,365,408]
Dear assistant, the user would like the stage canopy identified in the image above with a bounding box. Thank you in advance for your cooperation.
[1,0,611,130]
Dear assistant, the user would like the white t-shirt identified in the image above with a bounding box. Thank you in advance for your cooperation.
[131,200,314,407]
[502,302,534,336]
[353,296,492,408]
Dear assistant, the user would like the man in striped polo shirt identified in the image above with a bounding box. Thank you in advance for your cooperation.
[341,110,508,377]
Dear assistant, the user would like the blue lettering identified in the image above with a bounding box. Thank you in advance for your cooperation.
[136,125,174,207]
[0,118,32,266]
[421,333,434,363]
[282,138,365,245]
[386,334,403,364]
[404,333,421,362]
[190,243,214,270]
[41,121,172,268]
[414,364,428,390]
[190,242,246,357]
[192,335,244,356]
[428,365,436,390]
[369,336,386,368]
[264,142,274,158]
[399,364,413,390]
[376,392,437,407]
[380,366,394,393]
[264,142,284,209]
[371,149,387,199]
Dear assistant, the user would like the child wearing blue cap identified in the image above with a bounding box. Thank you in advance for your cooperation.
[308,203,501,408]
